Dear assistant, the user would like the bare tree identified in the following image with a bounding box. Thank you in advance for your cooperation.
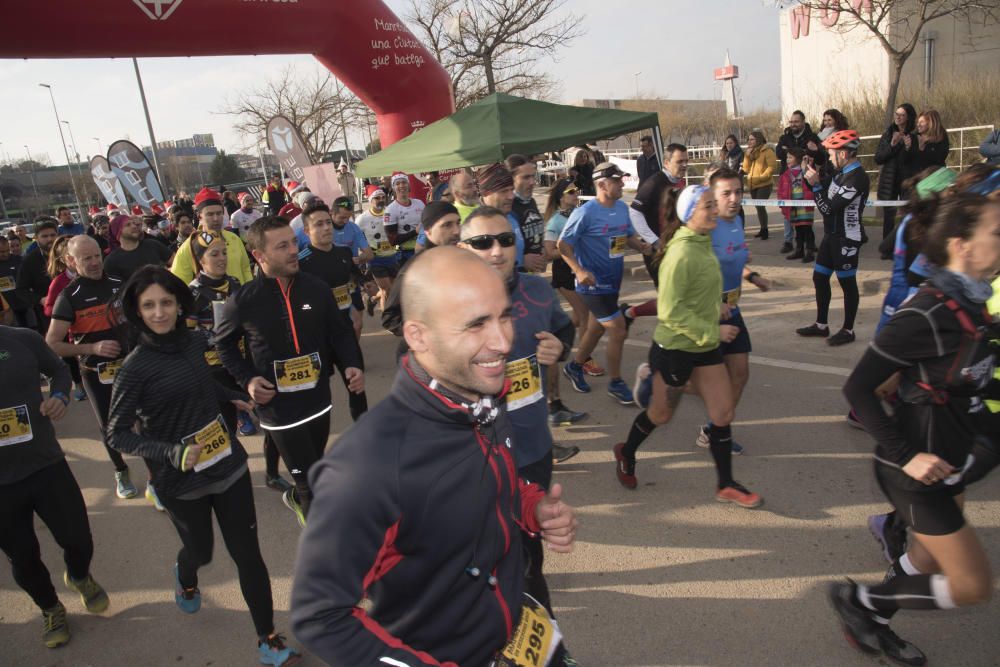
[407,0,582,108]
[219,65,369,161]
[780,0,1000,125]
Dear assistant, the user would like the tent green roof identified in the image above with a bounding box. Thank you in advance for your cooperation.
[354,93,659,177]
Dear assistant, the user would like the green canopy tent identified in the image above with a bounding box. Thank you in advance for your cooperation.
[354,92,661,178]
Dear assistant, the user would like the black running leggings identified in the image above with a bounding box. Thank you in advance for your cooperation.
[264,411,331,517]
[80,368,128,471]
[0,460,94,611]
[159,471,274,638]
[813,272,859,331]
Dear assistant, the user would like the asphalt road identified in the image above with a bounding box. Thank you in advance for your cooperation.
[3,216,998,667]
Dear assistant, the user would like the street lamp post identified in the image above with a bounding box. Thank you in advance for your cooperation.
[23,146,39,199]
[39,83,85,223]
[633,71,642,98]
[93,137,102,157]
[62,120,92,211]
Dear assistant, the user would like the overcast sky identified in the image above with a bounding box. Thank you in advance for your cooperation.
[0,0,780,168]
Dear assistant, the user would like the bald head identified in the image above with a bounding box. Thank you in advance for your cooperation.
[449,170,478,207]
[68,235,104,280]
[401,246,513,400]
[402,246,500,323]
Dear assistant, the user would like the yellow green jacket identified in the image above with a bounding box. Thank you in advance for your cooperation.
[170,229,253,286]
[986,276,1000,412]
[653,226,722,353]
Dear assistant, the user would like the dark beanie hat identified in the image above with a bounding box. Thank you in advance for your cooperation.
[421,201,459,230]
[476,163,513,196]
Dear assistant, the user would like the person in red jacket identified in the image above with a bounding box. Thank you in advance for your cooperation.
[776,147,817,262]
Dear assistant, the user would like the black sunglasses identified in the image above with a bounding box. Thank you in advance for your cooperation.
[464,232,517,250]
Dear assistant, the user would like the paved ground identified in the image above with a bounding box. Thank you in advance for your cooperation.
[3,214,998,666]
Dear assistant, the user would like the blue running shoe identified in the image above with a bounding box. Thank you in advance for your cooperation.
[696,425,745,454]
[607,378,634,405]
[238,412,258,436]
[632,363,652,409]
[258,633,301,666]
[173,564,201,614]
[562,361,591,393]
[72,387,87,402]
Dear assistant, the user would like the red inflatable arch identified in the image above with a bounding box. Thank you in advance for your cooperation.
[4,0,455,147]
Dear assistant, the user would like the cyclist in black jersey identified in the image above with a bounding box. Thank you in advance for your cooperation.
[297,200,368,421]
[836,193,1000,666]
[796,130,869,347]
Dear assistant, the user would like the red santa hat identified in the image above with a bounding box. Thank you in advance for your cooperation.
[106,204,120,214]
[131,204,144,216]
[194,187,223,211]
[151,203,165,215]
[88,206,101,216]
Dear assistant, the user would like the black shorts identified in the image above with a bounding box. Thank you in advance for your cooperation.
[550,258,575,291]
[579,292,621,322]
[815,235,861,278]
[875,460,965,536]
[351,288,364,312]
[649,343,723,387]
[719,309,752,355]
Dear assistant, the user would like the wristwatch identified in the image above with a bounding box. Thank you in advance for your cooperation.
[51,391,70,406]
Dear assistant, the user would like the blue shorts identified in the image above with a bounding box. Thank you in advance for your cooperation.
[719,310,752,355]
[579,292,621,322]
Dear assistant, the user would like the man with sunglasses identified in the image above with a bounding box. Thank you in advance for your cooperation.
[459,207,578,614]
[559,163,652,404]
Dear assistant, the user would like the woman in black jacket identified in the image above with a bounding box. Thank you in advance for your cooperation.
[836,192,1000,666]
[906,109,950,177]
[107,266,300,667]
[875,103,916,248]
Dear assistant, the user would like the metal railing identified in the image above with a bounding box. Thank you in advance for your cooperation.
[600,125,995,183]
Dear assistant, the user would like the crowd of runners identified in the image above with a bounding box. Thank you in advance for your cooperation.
[1,129,999,667]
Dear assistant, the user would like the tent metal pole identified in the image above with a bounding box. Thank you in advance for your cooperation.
[652,124,664,169]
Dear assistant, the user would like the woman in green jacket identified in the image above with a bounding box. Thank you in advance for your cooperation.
[613,185,762,508]
[742,130,778,240]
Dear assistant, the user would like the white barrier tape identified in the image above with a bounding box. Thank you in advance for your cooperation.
[741,198,902,208]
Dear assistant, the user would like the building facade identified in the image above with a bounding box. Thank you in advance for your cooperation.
[779,0,1000,122]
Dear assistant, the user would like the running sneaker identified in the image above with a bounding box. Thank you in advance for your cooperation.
[846,409,865,430]
[795,323,830,337]
[265,475,293,493]
[173,563,201,614]
[115,469,138,499]
[548,400,588,427]
[828,580,880,657]
[282,488,307,527]
[607,378,634,405]
[42,602,70,649]
[72,387,87,402]
[695,425,745,455]
[581,357,605,377]
[238,412,258,436]
[873,624,927,666]
[619,302,633,331]
[612,442,637,489]
[562,361,591,393]
[828,329,856,346]
[552,443,581,464]
[632,363,652,410]
[868,512,907,563]
[715,482,762,508]
[145,483,165,512]
[63,571,109,614]
[258,633,302,666]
